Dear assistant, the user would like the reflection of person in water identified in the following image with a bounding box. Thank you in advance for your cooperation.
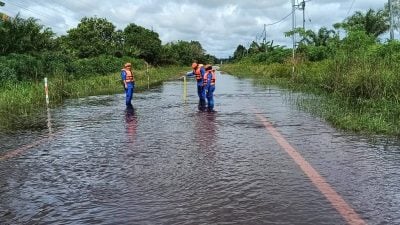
[195,111,217,156]
[125,105,137,144]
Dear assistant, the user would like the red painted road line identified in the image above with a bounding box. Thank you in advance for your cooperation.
[0,133,58,161]
[254,111,367,225]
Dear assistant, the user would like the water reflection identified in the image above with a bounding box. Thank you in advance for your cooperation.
[46,107,52,135]
[125,105,137,144]
[2,76,400,225]
[195,111,217,158]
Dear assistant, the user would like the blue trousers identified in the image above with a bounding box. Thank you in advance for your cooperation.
[125,82,135,106]
[205,86,215,111]
[197,83,206,111]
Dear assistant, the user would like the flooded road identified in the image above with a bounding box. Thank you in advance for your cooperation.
[1,73,400,224]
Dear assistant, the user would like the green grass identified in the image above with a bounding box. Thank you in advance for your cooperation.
[0,66,187,131]
[222,61,400,136]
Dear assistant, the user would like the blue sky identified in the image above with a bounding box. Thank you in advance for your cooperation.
[1,0,394,58]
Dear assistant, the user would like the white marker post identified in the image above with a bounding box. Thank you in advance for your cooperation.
[44,77,49,105]
[44,77,52,134]
[183,75,187,102]
[146,62,150,89]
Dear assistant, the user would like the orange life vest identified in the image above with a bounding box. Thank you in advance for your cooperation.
[203,70,216,86]
[122,68,134,82]
[193,64,204,81]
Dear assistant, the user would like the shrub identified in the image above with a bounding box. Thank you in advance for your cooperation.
[0,63,18,84]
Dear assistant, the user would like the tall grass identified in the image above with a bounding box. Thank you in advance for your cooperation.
[0,66,187,131]
[222,52,400,136]
[0,82,47,131]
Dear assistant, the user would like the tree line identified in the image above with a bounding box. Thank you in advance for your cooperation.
[224,4,400,134]
[231,4,398,65]
[0,14,217,84]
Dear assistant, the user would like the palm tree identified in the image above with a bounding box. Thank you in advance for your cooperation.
[285,27,336,47]
[336,9,389,38]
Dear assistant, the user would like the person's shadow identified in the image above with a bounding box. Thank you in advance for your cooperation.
[125,105,137,144]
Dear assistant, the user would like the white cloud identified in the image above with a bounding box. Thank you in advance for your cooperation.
[1,0,393,58]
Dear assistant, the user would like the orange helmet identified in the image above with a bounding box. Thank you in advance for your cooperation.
[191,63,198,69]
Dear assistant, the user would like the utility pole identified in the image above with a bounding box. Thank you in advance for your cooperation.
[262,24,267,52]
[292,0,296,75]
[389,0,394,40]
[301,0,306,30]
[298,0,311,30]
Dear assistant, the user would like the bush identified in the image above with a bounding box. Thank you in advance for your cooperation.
[0,53,146,82]
[249,48,291,64]
[340,31,376,55]
[68,55,145,78]
[0,64,17,84]
[0,54,44,81]
[304,45,330,61]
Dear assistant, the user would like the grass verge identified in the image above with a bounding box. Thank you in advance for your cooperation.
[0,66,187,131]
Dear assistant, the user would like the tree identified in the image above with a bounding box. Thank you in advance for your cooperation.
[112,29,124,57]
[160,40,206,65]
[233,44,247,60]
[124,23,162,64]
[159,43,179,65]
[248,41,261,55]
[0,14,55,55]
[66,17,116,58]
[335,9,389,38]
[187,41,206,62]
[285,27,338,61]
[243,41,275,56]
[286,27,336,47]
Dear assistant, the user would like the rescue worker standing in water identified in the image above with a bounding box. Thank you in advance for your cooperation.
[121,62,135,107]
[191,62,206,111]
[203,65,216,112]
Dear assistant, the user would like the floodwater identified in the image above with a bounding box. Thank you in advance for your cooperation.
[1,73,400,225]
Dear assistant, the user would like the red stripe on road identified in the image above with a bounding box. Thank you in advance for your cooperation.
[0,133,58,161]
[254,111,367,225]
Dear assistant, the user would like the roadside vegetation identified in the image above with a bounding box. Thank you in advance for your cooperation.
[223,5,400,135]
[0,14,215,131]
[2,3,400,136]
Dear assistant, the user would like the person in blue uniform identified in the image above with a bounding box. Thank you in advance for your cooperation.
[121,62,135,107]
[203,65,216,112]
[191,62,206,111]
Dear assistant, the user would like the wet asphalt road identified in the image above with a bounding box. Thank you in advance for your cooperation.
[1,72,400,225]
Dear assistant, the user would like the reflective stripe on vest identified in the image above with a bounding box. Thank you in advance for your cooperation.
[122,68,134,82]
[203,71,216,86]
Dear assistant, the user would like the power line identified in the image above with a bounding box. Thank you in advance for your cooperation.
[265,10,294,27]
[346,0,356,16]
[250,5,296,51]
[3,0,53,20]
[305,9,312,26]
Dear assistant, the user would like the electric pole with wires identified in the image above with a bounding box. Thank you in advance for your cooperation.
[389,0,394,40]
[292,0,296,75]
[300,0,306,30]
[262,24,267,53]
[298,0,311,30]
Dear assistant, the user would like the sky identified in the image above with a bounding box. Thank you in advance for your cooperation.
[1,0,394,58]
